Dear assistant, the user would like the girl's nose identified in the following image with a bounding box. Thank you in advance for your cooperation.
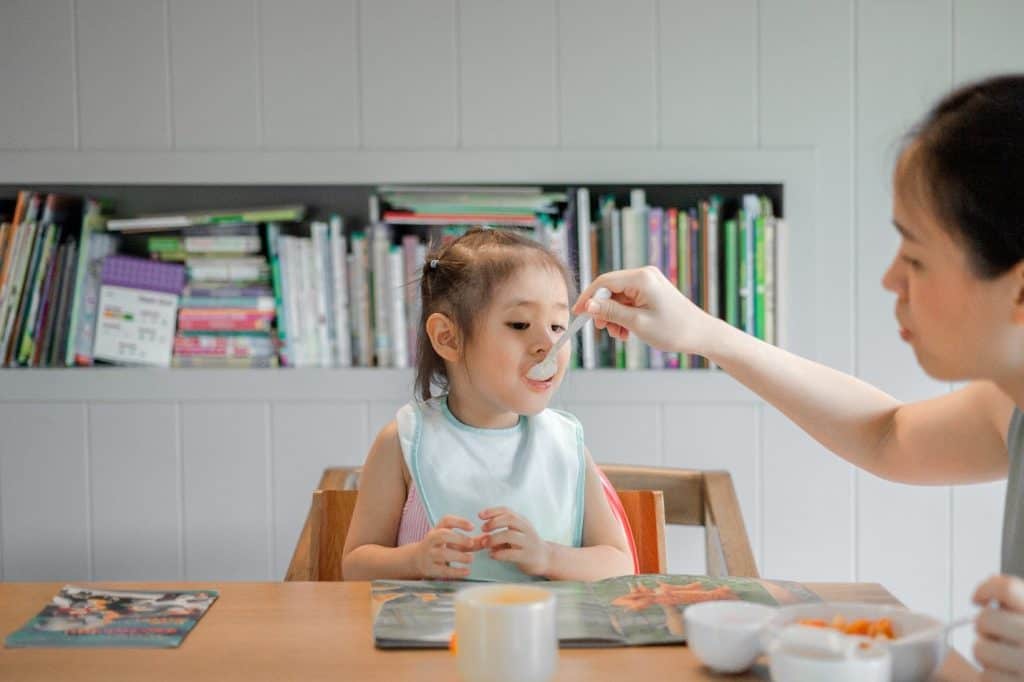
[530,327,559,356]
[881,255,904,296]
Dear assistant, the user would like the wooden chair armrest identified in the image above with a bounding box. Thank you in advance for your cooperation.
[702,471,759,578]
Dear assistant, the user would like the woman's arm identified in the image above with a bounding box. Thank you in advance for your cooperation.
[542,450,634,581]
[578,267,1013,485]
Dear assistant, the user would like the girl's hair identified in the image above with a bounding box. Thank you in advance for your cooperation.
[414,228,576,401]
[901,73,1024,278]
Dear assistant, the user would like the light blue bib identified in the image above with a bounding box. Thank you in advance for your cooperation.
[396,396,585,582]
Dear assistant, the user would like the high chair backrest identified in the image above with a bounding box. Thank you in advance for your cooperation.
[286,464,756,580]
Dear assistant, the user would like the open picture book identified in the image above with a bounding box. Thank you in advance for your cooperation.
[372,574,820,649]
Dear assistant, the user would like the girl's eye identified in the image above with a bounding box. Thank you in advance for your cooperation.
[507,322,529,331]
[551,324,566,333]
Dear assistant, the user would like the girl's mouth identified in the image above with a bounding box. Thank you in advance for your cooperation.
[524,376,554,392]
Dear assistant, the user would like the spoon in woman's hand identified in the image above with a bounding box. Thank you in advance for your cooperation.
[527,288,612,381]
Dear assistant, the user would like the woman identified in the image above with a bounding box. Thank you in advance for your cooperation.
[576,74,1024,679]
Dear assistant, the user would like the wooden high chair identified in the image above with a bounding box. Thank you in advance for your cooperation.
[285,464,756,580]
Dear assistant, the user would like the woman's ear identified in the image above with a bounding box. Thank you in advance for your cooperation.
[425,312,460,362]
[1011,261,1024,325]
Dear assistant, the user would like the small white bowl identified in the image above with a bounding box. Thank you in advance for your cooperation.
[684,601,777,674]
[762,602,944,682]
[767,624,891,682]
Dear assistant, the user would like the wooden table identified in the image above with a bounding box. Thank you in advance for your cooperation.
[0,582,977,681]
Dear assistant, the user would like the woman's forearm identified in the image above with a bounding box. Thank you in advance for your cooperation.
[342,543,422,581]
[706,318,903,477]
[543,543,634,581]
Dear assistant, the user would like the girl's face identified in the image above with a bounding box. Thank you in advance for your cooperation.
[453,264,572,420]
[882,151,1024,381]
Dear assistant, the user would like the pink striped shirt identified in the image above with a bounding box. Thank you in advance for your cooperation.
[396,481,431,546]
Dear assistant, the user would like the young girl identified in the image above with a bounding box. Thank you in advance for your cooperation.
[342,228,633,582]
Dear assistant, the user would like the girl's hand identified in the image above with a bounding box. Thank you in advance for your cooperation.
[973,574,1024,679]
[574,266,720,356]
[478,507,551,577]
[413,515,477,579]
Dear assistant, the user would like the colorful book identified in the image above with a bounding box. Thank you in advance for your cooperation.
[373,575,819,649]
[5,584,217,648]
[106,204,305,232]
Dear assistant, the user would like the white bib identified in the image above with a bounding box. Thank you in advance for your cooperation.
[396,396,585,582]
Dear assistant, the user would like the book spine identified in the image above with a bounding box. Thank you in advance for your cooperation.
[764,215,776,346]
[724,219,738,328]
[0,221,30,352]
[16,224,57,366]
[647,208,664,370]
[371,223,391,367]
[4,222,44,365]
[677,207,690,369]
[311,221,333,367]
[329,216,352,368]
[576,188,597,370]
[350,234,372,367]
[282,236,305,367]
[754,214,766,341]
[27,233,62,366]
[665,209,680,369]
[388,246,408,369]
[611,208,624,369]
[184,235,261,253]
[298,238,320,366]
[48,241,78,367]
[401,234,421,369]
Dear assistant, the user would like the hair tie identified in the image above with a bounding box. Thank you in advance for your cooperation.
[429,259,439,269]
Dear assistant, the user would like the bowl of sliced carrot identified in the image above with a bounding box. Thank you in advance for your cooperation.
[761,602,944,682]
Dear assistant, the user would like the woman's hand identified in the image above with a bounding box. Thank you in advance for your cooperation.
[413,515,477,579]
[478,507,551,577]
[973,574,1024,679]
[574,266,721,356]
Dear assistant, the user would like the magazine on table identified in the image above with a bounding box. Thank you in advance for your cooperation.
[372,574,820,649]
[5,585,219,648]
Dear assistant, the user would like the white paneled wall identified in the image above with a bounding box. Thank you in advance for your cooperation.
[0,0,1020,665]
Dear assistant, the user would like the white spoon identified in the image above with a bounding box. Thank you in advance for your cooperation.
[526,287,612,381]
[894,615,973,646]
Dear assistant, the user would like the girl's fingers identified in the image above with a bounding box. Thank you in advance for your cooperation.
[482,529,526,549]
[436,515,475,532]
[431,563,471,580]
[478,507,511,520]
[442,531,477,552]
[489,547,523,564]
[480,512,522,534]
[439,546,475,566]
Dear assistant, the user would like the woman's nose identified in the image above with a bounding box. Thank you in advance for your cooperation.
[881,256,904,296]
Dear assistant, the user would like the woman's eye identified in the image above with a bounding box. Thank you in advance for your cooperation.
[507,322,529,331]
[902,255,922,270]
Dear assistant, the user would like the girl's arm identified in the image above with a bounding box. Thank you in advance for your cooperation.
[341,421,475,580]
[542,450,634,581]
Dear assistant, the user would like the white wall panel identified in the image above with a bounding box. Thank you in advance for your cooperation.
[663,404,760,567]
[89,403,180,580]
[169,0,261,149]
[658,0,757,147]
[0,0,75,149]
[0,404,89,580]
[76,0,170,149]
[558,0,656,147]
[954,0,1024,84]
[270,401,368,577]
[182,402,270,580]
[360,0,457,148]
[259,0,359,149]
[567,403,661,466]
[459,0,557,148]
[761,408,854,582]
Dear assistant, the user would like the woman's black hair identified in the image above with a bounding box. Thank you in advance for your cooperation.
[901,73,1024,278]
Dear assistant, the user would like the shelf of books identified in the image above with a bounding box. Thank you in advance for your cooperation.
[0,183,783,386]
